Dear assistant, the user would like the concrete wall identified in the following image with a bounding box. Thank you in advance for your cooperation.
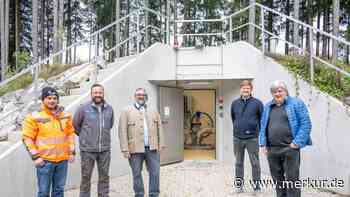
[177,47,221,66]
[0,43,176,197]
[175,42,263,80]
[216,42,350,195]
[222,42,262,79]
[220,79,241,163]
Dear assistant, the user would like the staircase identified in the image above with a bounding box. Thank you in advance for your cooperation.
[0,55,136,154]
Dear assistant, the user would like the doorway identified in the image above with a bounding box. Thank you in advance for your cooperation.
[183,90,216,160]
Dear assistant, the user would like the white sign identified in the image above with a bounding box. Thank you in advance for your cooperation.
[164,106,170,117]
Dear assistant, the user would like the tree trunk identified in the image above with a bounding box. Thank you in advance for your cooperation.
[0,0,5,80]
[15,0,20,69]
[305,0,312,52]
[267,0,273,52]
[53,0,59,63]
[145,0,149,47]
[347,17,350,64]
[32,0,39,63]
[327,6,331,59]
[346,45,349,65]
[1,0,10,80]
[58,0,64,63]
[300,0,306,52]
[40,1,46,61]
[248,0,256,46]
[316,11,321,56]
[332,0,341,88]
[322,5,328,57]
[4,0,9,69]
[293,0,300,48]
[116,0,120,58]
[46,2,51,63]
[126,0,130,55]
[285,0,290,55]
[66,0,72,64]
[174,0,178,45]
[332,0,339,64]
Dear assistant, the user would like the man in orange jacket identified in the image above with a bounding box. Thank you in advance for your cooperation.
[22,87,75,197]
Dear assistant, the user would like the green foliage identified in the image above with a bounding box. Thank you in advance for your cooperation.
[12,51,31,72]
[0,74,33,97]
[0,64,77,97]
[269,53,350,99]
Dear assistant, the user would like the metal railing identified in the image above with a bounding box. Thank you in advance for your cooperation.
[173,2,350,82]
[0,7,170,123]
[0,7,171,88]
[1,2,350,114]
[255,3,350,80]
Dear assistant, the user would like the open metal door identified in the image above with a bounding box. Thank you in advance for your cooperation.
[159,87,184,165]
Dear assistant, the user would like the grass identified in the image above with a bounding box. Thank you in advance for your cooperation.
[0,64,77,97]
[267,53,350,100]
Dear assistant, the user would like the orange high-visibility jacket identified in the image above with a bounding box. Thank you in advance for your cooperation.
[22,105,75,163]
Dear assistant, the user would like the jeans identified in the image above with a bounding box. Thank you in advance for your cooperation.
[80,151,111,197]
[128,147,160,197]
[267,146,301,197]
[36,160,68,197]
[233,137,261,190]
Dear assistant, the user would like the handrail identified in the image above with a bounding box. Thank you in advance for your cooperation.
[106,25,164,54]
[0,7,164,88]
[0,24,162,124]
[223,23,250,36]
[255,3,350,47]
[173,2,350,81]
[0,7,169,123]
[222,4,254,21]
[250,23,304,53]
[1,2,350,121]
[177,33,223,37]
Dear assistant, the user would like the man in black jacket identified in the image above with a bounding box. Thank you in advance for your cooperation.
[231,80,263,193]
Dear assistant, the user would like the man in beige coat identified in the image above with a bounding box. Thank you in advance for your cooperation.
[118,88,165,197]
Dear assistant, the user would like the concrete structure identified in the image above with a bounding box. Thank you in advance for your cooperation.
[1,42,350,196]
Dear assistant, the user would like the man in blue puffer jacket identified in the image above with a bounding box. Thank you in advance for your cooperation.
[259,80,312,197]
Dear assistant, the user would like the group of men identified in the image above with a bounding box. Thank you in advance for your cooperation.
[231,80,312,197]
[22,84,163,197]
[21,78,312,197]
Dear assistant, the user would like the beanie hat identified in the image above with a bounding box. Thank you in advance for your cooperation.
[41,87,59,101]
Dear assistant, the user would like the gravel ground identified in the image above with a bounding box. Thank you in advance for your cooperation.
[65,160,344,197]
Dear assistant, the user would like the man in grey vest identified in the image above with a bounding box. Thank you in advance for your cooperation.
[118,88,165,197]
[73,84,115,197]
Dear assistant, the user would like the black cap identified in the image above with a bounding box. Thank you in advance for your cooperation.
[41,87,59,101]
